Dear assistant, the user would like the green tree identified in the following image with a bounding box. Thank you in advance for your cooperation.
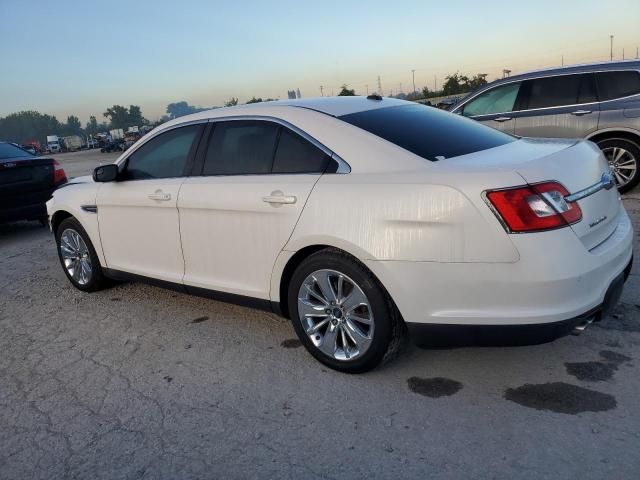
[245,97,263,104]
[224,97,238,107]
[85,116,99,135]
[337,84,356,96]
[442,72,469,96]
[64,115,82,135]
[128,105,146,126]
[0,110,62,145]
[468,73,488,91]
[103,105,130,129]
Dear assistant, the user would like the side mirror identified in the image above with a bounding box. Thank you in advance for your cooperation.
[93,164,119,182]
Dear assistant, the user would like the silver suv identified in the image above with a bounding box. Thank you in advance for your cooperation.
[451,60,640,192]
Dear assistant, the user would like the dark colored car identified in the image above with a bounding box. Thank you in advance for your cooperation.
[100,140,124,153]
[0,142,67,224]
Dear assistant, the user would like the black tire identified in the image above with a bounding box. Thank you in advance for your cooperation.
[596,138,640,194]
[55,217,109,292]
[287,248,404,373]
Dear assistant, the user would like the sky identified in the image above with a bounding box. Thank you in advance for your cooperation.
[1,0,639,123]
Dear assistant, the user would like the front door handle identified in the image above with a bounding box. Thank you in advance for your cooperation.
[571,109,592,116]
[494,116,512,123]
[262,190,297,206]
[148,190,171,201]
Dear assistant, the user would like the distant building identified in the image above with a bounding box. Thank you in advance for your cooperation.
[296,88,301,99]
[287,90,296,99]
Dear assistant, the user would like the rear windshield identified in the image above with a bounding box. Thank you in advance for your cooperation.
[339,104,515,161]
[0,143,33,160]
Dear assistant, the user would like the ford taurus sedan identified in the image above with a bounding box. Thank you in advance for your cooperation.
[47,97,634,373]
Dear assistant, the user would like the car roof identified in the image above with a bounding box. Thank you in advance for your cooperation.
[452,59,640,109]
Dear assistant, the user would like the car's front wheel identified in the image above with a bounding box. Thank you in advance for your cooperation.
[597,138,640,193]
[55,217,109,292]
[288,249,404,373]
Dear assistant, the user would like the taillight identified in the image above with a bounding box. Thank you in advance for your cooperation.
[53,160,67,186]
[486,181,582,233]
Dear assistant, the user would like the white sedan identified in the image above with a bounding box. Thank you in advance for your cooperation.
[47,97,634,373]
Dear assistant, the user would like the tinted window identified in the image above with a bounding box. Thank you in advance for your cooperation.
[525,73,595,109]
[0,143,33,159]
[597,71,640,101]
[462,82,521,117]
[340,104,515,161]
[203,121,279,175]
[273,129,329,174]
[123,125,200,180]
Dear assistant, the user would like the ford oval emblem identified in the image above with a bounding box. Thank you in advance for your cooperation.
[601,171,615,190]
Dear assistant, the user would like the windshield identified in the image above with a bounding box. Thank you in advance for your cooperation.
[0,142,33,159]
[339,104,515,161]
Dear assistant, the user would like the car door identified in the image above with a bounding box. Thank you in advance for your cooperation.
[513,73,600,138]
[457,81,522,133]
[96,123,204,283]
[178,119,334,300]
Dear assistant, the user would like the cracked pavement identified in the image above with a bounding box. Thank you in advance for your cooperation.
[1,150,639,479]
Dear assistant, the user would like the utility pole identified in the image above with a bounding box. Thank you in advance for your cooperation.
[637,46,639,59]
[561,55,564,66]
[365,84,369,95]
[434,75,437,92]
[320,85,324,97]
[377,76,382,95]
[411,69,416,96]
[623,48,625,60]
[610,35,614,61]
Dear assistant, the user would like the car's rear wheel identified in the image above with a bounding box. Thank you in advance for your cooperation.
[597,138,640,193]
[55,217,109,292]
[287,248,404,373]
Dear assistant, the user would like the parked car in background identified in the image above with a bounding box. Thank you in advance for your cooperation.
[451,60,640,192]
[21,144,38,155]
[0,141,67,224]
[100,139,124,153]
[47,135,62,153]
[62,135,83,152]
[87,138,99,149]
[47,97,632,373]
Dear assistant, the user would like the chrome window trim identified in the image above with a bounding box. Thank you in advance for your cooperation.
[205,114,351,173]
[454,68,640,118]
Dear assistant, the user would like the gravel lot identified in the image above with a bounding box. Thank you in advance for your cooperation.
[1,150,639,479]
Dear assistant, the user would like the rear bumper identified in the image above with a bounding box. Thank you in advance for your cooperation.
[406,257,631,347]
[365,208,634,326]
[0,196,50,222]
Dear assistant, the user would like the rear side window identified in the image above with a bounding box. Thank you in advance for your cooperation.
[123,125,201,180]
[340,104,515,161]
[462,82,521,117]
[597,71,640,101]
[203,121,279,175]
[272,129,329,174]
[0,143,32,159]
[524,73,596,109]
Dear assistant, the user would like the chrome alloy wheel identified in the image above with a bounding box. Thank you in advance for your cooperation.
[297,269,374,361]
[59,228,92,286]
[603,146,638,188]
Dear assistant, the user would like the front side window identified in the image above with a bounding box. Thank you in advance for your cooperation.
[203,121,279,175]
[122,125,201,180]
[597,71,640,101]
[462,82,521,117]
[524,73,596,109]
[272,129,330,174]
[340,104,515,161]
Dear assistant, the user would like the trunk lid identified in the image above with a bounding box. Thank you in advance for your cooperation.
[512,139,620,250]
[0,157,56,196]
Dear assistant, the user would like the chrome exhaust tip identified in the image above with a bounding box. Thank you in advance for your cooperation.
[572,316,595,335]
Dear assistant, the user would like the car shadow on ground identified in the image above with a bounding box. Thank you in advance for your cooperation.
[0,220,49,244]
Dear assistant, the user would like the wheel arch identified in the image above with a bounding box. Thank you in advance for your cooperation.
[274,241,400,322]
[586,128,640,147]
[50,209,73,234]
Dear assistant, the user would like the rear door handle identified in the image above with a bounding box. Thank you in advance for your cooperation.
[262,190,297,206]
[571,109,592,116]
[494,116,512,123]
[148,190,171,201]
